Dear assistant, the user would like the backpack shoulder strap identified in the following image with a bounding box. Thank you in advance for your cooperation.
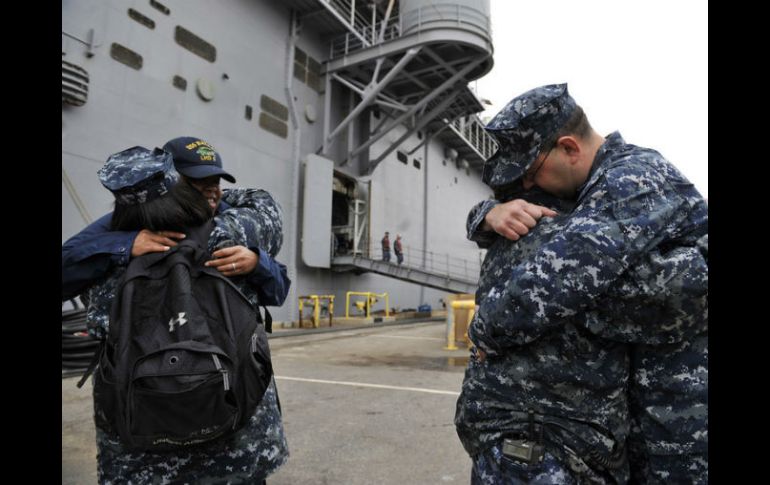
[261,306,272,333]
[184,220,215,251]
[76,340,105,388]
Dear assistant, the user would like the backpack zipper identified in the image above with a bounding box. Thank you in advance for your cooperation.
[211,354,230,391]
[251,332,257,353]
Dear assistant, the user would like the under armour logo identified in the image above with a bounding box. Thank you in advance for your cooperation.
[168,312,188,332]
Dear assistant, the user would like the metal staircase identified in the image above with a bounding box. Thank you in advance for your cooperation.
[284,0,496,175]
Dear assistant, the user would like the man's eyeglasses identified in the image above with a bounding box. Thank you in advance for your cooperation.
[522,144,555,185]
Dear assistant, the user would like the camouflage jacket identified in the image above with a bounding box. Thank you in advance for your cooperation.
[63,188,284,300]
[457,133,707,482]
[84,188,289,484]
[84,188,286,339]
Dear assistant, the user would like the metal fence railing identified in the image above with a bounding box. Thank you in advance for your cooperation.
[326,0,371,38]
[330,16,401,58]
[328,3,491,60]
[400,3,490,35]
[450,116,498,160]
[334,240,481,284]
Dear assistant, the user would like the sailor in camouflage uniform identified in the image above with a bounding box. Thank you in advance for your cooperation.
[64,145,290,484]
[63,136,285,300]
[455,84,707,484]
[459,189,631,484]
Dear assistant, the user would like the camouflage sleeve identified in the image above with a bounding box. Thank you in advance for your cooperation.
[466,199,500,248]
[627,332,708,483]
[218,188,283,257]
[84,269,126,339]
[696,233,708,262]
[469,163,694,356]
[585,234,708,345]
[210,192,290,309]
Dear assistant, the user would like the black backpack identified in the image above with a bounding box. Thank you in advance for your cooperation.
[80,222,273,451]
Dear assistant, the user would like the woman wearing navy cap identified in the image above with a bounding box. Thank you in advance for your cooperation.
[80,145,290,485]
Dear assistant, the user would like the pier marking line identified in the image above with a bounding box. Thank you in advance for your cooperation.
[275,376,460,396]
[369,335,444,341]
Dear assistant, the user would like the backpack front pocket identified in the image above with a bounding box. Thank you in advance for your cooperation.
[127,347,238,449]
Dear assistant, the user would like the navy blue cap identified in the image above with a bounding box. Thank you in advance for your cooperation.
[162,136,236,183]
[97,146,179,205]
[482,83,577,189]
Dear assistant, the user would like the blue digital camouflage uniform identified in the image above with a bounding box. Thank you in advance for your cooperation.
[63,186,286,304]
[458,114,708,484]
[456,83,707,484]
[83,186,288,341]
[458,201,630,484]
[96,146,180,205]
[482,84,577,188]
[590,234,708,484]
[79,146,290,484]
[62,138,281,301]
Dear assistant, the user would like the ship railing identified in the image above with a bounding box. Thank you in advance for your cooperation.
[324,0,372,39]
[329,3,491,60]
[330,15,401,58]
[449,116,498,160]
[337,241,481,283]
[400,3,490,35]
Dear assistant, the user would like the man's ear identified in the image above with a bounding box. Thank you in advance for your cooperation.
[556,136,582,164]
[556,136,580,153]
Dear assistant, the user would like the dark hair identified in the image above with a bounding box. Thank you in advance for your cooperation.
[535,105,593,160]
[554,105,592,141]
[110,179,211,232]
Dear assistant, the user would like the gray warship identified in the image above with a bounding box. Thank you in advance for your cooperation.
[62,0,498,322]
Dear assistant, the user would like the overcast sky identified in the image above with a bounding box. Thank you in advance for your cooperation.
[474,0,708,198]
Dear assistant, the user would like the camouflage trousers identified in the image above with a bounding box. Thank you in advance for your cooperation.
[96,424,279,485]
[628,445,708,485]
[470,441,617,485]
[94,380,288,484]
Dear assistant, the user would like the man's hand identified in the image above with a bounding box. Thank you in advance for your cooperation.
[477,348,487,363]
[131,229,186,257]
[473,347,487,363]
[205,245,258,277]
[482,199,557,241]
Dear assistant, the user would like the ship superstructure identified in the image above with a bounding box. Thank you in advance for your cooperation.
[62,0,497,321]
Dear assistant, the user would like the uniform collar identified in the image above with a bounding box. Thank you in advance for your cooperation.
[575,131,625,198]
[217,199,231,214]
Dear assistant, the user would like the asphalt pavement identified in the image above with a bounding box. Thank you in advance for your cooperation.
[62,320,473,484]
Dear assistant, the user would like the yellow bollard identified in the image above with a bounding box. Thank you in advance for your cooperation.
[313,295,320,328]
[298,298,305,328]
[446,299,475,350]
[300,295,336,328]
[346,291,390,319]
[384,293,389,317]
[445,306,457,350]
